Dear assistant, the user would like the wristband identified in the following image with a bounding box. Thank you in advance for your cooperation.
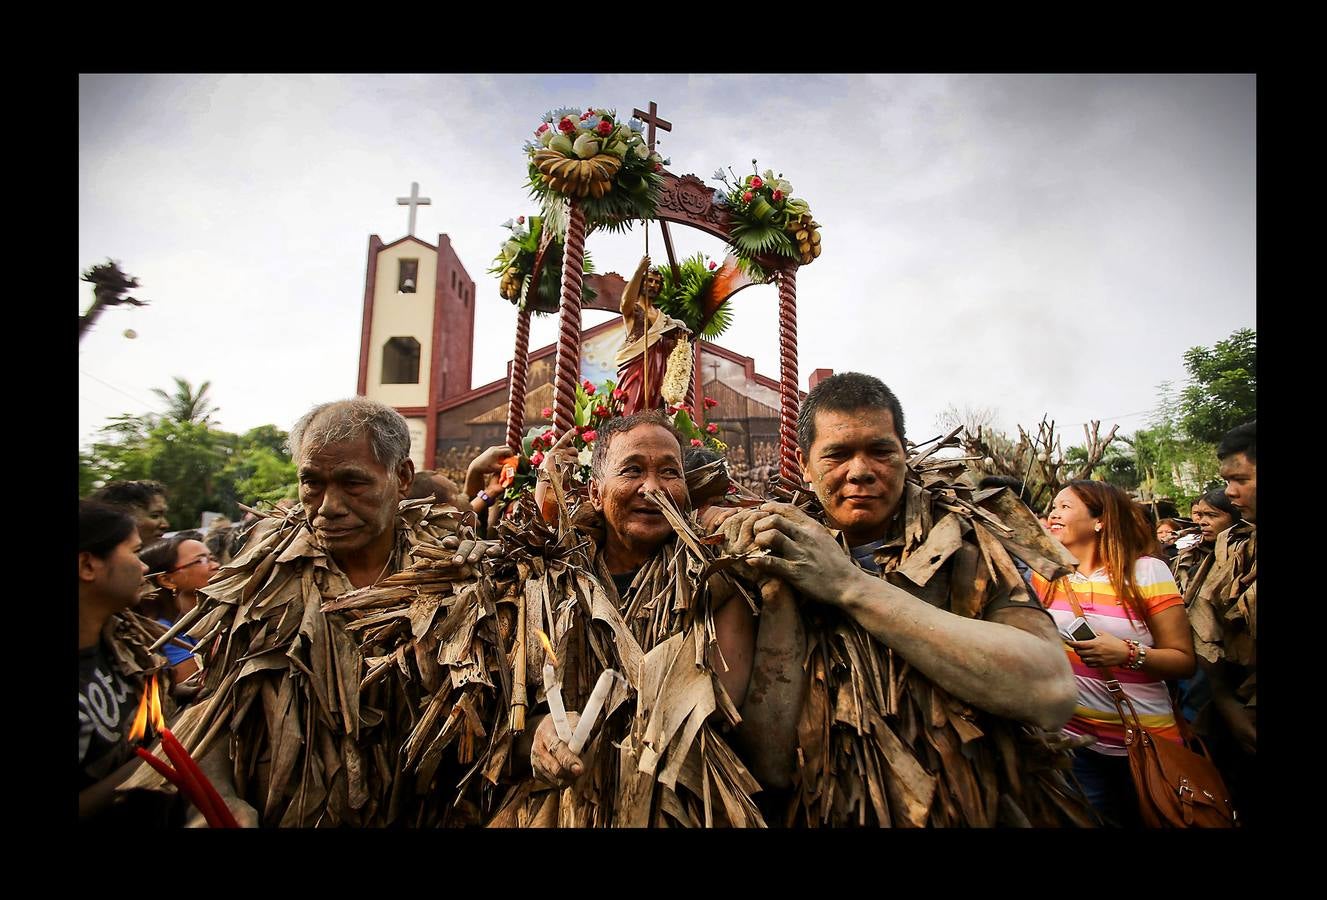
[476,489,492,507]
[1131,643,1148,671]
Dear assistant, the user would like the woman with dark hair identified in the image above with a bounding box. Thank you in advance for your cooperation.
[1154,517,1184,560]
[1173,488,1242,602]
[79,500,172,824]
[138,534,218,687]
[1031,480,1196,826]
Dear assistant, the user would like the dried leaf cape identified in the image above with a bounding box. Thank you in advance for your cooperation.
[466,481,764,828]
[780,460,1099,827]
[1189,521,1256,713]
[1171,539,1216,607]
[123,499,506,826]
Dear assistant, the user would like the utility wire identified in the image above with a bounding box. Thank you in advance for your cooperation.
[79,369,157,409]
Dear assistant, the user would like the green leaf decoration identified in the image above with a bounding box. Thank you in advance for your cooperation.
[700,300,734,340]
[729,221,794,256]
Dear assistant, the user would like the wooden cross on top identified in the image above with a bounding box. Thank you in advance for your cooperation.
[632,101,672,153]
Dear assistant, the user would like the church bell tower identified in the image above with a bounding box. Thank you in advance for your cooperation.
[357,181,475,470]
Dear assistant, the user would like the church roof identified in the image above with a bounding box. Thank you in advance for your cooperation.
[378,234,438,252]
[437,319,791,414]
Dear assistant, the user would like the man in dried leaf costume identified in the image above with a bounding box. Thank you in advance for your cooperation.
[123,399,496,826]
[1188,421,1256,823]
[717,373,1094,826]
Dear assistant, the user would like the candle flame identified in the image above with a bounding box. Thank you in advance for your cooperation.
[127,673,165,743]
[535,629,558,667]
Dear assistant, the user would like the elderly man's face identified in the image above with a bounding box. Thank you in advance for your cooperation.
[298,434,412,561]
[799,407,907,546]
[590,424,688,567]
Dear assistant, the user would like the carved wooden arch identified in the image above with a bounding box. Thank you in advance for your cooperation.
[505,171,805,488]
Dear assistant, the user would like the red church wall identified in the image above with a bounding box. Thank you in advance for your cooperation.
[356,235,384,396]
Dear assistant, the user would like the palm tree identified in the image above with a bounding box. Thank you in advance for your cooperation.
[152,376,219,425]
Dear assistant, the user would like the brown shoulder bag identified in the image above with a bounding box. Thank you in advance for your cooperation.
[1065,582,1238,827]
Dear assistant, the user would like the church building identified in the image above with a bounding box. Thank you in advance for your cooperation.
[356,182,830,489]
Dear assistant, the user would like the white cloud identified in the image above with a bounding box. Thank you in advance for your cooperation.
[79,73,1254,455]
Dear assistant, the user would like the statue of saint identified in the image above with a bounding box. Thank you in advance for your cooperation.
[615,256,693,415]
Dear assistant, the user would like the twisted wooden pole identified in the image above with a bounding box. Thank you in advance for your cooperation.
[505,306,533,453]
[777,263,801,487]
[553,201,587,438]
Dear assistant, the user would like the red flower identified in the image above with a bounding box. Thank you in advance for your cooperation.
[706,423,718,434]
[582,429,598,443]
[581,111,593,120]
[654,162,663,172]
[612,388,625,401]
[703,396,718,409]
[542,430,555,445]
[559,117,577,134]
[531,450,545,466]
[536,123,549,135]
[541,406,552,418]
[531,436,546,451]
[594,405,608,418]
[708,261,717,271]
[582,380,596,394]
[742,190,754,203]
[596,120,612,136]
[690,439,703,448]
[771,190,783,202]
[517,216,525,224]
[750,176,763,189]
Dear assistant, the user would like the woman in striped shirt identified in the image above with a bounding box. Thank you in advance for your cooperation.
[1032,480,1196,826]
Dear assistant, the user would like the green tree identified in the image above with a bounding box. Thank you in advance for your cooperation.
[81,399,296,529]
[1178,328,1256,444]
[1126,383,1224,511]
[151,376,219,426]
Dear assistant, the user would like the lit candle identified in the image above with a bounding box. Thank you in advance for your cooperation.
[567,669,620,756]
[543,663,573,744]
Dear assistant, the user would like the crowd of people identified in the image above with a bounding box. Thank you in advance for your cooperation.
[78,377,1256,828]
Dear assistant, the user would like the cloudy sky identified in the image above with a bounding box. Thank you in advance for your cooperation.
[78,74,1254,451]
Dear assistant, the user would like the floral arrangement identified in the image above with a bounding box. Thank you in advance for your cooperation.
[667,398,727,454]
[487,215,594,314]
[502,379,629,500]
[653,252,753,340]
[712,161,822,279]
[526,107,666,232]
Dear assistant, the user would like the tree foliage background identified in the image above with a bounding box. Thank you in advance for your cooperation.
[79,378,297,531]
[945,327,1254,515]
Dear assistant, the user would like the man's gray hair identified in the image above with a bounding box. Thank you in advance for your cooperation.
[289,398,412,470]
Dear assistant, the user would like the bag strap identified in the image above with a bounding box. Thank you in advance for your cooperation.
[1064,577,1148,743]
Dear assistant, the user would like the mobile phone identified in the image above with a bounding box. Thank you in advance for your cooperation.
[1064,617,1097,642]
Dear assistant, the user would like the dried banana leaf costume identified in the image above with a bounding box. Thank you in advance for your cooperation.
[1189,521,1256,713]
[141,500,504,826]
[781,466,1098,827]
[482,491,767,828]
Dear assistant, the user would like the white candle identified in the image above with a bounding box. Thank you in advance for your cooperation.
[567,668,619,756]
[543,663,573,743]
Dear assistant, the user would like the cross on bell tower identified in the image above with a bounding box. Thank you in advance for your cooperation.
[396,181,432,237]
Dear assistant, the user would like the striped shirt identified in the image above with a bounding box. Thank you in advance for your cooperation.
[1030,557,1184,756]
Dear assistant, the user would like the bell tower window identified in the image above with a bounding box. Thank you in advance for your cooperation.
[398,259,419,293]
[382,336,421,384]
